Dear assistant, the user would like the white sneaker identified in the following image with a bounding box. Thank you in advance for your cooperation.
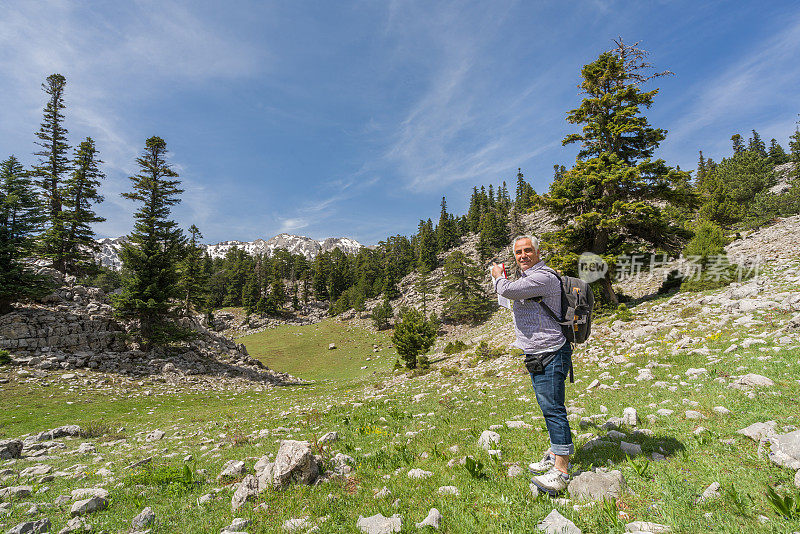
[528,451,555,474]
[531,466,570,496]
[528,452,571,475]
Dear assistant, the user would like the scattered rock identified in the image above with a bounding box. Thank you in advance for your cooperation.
[131,506,155,530]
[737,421,777,441]
[218,459,246,481]
[283,517,312,532]
[232,474,259,510]
[568,469,627,502]
[57,516,90,534]
[507,464,524,477]
[0,439,23,459]
[438,486,460,496]
[685,410,705,420]
[407,468,433,479]
[625,521,671,533]
[536,509,581,533]
[696,482,721,504]
[70,495,108,516]
[794,469,800,489]
[712,406,730,415]
[732,374,774,388]
[478,430,500,450]
[272,440,319,489]
[222,518,251,533]
[622,408,638,426]
[328,343,336,350]
[356,513,402,534]
[620,441,642,457]
[768,430,800,470]
[37,425,81,441]
[415,508,442,529]
[145,429,165,442]
[374,486,392,499]
[318,431,339,444]
[70,488,109,501]
[7,518,51,534]
[0,485,33,500]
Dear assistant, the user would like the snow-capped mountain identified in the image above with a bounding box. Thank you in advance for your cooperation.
[93,234,363,270]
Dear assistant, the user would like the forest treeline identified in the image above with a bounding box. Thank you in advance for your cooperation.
[2,41,800,350]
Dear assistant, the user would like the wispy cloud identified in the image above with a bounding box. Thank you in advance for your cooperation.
[669,14,800,143]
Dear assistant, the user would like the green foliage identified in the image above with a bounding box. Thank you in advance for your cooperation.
[441,251,493,324]
[0,350,10,365]
[0,155,48,313]
[544,44,695,305]
[723,484,753,517]
[443,340,469,354]
[113,137,189,350]
[79,265,122,294]
[440,365,460,377]
[415,218,437,272]
[657,269,684,294]
[624,455,650,478]
[179,224,208,314]
[612,304,633,322]
[127,463,201,494]
[60,138,105,275]
[464,456,487,479]
[472,341,504,361]
[765,485,800,519]
[391,306,437,369]
[371,298,393,330]
[698,151,774,227]
[600,498,622,527]
[682,221,727,265]
[33,74,71,272]
[436,196,459,252]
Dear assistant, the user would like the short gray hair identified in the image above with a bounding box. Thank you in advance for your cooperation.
[512,234,539,252]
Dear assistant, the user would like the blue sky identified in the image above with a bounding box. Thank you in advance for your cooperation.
[2,1,799,245]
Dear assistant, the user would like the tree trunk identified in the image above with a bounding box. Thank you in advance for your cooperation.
[598,275,618,306]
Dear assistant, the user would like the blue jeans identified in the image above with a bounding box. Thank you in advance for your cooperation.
[528,344,574,456]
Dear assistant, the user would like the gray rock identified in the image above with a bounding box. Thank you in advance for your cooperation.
[272,440,319,489]
[57,516,90,534]
[7,518,51,534]
[283,517,311,532]
[407,468,433,479]
[145,429,165,442]
[737,421,777,441]
[625,521,671,533]
[712,406,731,415]
[768,430,800,470]
[536,509,581,534]
[696,482,721,504]
[37,425,81,441]
[70,495,108,516]
[328,343,336,350]
[507,464,524,477]
[374,486,392,499]
[415,508,442,529]
[318,431,339,444]
[257,461,275,492]
[0,485,33,500]
[622,408,638,426]
[568,469,627,502]
[620,441,642,457]
[222,518,251,533]
[685,410,705,420]
[70,488,109,501]
[437,486,460,496]
[0,439,23,459]
[356,513,402,534]
[218,459,246,481]
[733,374,774,388]
[794,469,800,489]
[131,506,155,530]
[478,430,500,450]
[232,474,259,511]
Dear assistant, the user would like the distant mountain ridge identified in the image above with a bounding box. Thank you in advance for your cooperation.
[93,233,363,271]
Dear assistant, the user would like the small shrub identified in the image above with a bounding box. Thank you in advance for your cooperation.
[417,355,430,369]
[464,456,487,479]
[443,340,469,354]
[679,305,700,318]
[600,498,622,527]
[0,350,10,365]
[79,421,125,441]
[624,455,650,479]
[473,341,504,361]
[483,369,497,378]
[612,304,633,322]
[440,366,460,377]
[657,269,684,294]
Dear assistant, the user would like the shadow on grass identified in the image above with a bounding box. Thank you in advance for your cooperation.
[572,423,686,471]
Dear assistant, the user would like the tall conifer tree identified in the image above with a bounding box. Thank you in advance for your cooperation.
[62,138,105,274]
[113,137,187,350]
[33,74,71,271]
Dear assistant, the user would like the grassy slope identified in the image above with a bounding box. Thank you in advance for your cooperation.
[1,297,800,532]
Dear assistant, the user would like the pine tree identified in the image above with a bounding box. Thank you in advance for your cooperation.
[61,138,105,274]
[242,269,261,313]
[415,266,434,315]
[113,136,187,350]
[392,306,436,369]
[0,156,47,313]
[698,151,773,226]
[748,130,767,156]
[441,251,490,324]
[435,196,458,251]
[466,187,482,232]
[415,218,437,271]
[179,224,207,313]
[767,139,789,165]
[544,41,694,304]
[696,151,707,187]
[371,297,393,330]
[731,134,745,155]
[33,74,71,272]
[515,169,533,212]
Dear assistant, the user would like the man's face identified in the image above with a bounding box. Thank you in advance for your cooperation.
[514,238,539,271]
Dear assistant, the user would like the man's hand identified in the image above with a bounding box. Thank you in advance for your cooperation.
[491,262,505,279]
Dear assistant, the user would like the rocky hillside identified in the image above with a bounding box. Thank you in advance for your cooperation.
[93,233,363,270]
[0,268,303,390]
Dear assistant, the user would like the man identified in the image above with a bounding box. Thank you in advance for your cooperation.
[491,235,573,495]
